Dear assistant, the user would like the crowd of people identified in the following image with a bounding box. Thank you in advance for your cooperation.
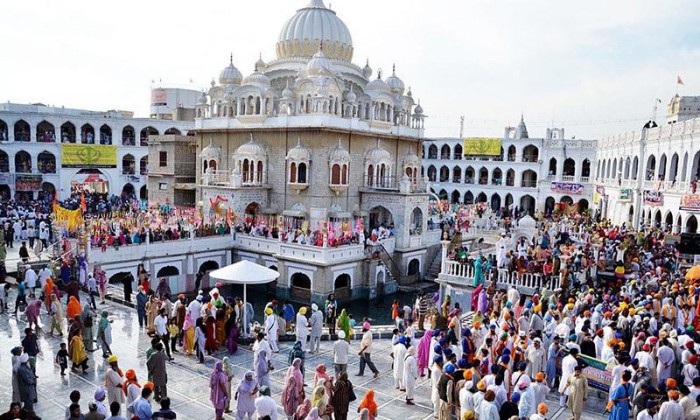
[7,196,700,420]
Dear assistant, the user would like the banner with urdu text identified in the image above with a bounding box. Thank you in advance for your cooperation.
[463,138,501,156]
[61,144,117,168]
[54,206,84,232]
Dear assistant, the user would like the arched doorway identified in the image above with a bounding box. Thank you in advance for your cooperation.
[560,196,574,205]
[687,216,698,234]
[0,150,9,172]
[165,127,181,135]
[451,190,460,204]
[427,165,436,182]
[37,120,55,142]
[109,272,134,286]
[122,183,135,197]
[99,124,112,144]
[428,145,437,159]
[408,258,420,276]
[465,166,475,184]
[476,192,487,203]
[545,196,556,214]
[0,185,10,200]
[198,260,220,290]
[665,213,674,232]
[15,151,32,173]
[140,185,148,200]
[140,156,148,175]
[563,158,576,178]
[122,154,135,174]
[156,265,180,295]
[490,193,501,211]
[464,191,474,205]
[81,123,95,144]
[410,207,423,235]
[61,122,76,143]
[521,170,537,187]
[522,145,539,162]
[654,211,662,229]
[438,189,448,200]
[505,193,513,209]
[629,205,635,225]
[122,125,135,145]
[369,206,393,230]
[291,272,312,302]
[439,166,449,182]
[577,199,589,212]
[548,158,557,176]
[14,120,30,141]
[245,202,260,224]
[334,274,351,300]
[37,151,56,174]
[520,195,535,214]
[140,126,159,146]
[39,182,55,201]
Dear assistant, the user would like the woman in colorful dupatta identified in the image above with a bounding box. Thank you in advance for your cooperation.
[286,358,305,404]
[205,316,218,353]
[357,390,378,419]
[222,357,235,414]
[417,329,433,377]
[224,310,239,354]
[43,277,56,311]
[182,313,195,356]
[336,309,351,343]
[66,296,82,320]
[282,373,301,418]
[209,361,229,420]
[215,307,227,346]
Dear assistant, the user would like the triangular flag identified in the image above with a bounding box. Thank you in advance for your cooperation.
[677,76,685,85]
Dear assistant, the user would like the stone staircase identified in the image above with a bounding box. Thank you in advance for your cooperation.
[425,251,442,280]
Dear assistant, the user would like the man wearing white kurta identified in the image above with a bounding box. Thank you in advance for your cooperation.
[393,338,407,390]
[264,308,279,352]
[656,340,675,387]
[296,307,309,351]
[495,234,508,267]
[525,339,546,378]
[559,348,579,407]
[403,346,418,405]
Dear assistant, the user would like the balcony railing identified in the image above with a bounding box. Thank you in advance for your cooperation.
[579,176,590,183]
[521,180,537,187]
[561,175,576,182]
[522,154,539,163]
[364,175,426,193]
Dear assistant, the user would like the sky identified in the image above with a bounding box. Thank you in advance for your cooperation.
[1,0,699,140]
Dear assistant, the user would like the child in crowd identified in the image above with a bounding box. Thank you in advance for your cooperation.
[168,318,180,353]
[56,342,69,376]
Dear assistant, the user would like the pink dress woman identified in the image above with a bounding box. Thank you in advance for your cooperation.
[209,361,228,419]
[417,329,433,376]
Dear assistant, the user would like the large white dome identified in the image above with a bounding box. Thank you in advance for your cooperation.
[276,0,353,62]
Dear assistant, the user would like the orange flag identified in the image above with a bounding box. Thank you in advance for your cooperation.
[80,192,87,213]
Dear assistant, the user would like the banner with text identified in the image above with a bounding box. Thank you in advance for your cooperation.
[680,195,700,212]
[643,190,663,206]
[463,138,501,156]
[579,354,613,393]
[619,188,632,201]
[551,182,584,195]
[15,174,43,191]
[61,144,117,168]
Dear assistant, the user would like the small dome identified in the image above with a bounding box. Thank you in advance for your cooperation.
[516,114,529,139]
[406,86,413,97]
[197,91,208,105]
[243,69,271,88]
[366,140,391,162]
[306,47,332,77]
[344,87,357,103]
[385,64,405,95]
[201,139,222,159]
[363,59,372,79]
[329,140,351,163]
[286,139,311,162]
[255,53,267,71]
[219,55,243,85]
[282,80,294,99]
[366,74,391,94]
[236,135,267,158]
[402,149,420,168]
[414,100,424,115]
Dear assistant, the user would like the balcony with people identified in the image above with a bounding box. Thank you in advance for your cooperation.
[37,121,56,143]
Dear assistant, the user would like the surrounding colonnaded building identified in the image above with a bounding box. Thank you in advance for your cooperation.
[0,102,193,201]
[596,95,700,233]
[422,117,597,215]
[188,0,436,303]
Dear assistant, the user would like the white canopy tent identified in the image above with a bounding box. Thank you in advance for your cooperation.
[208,260,280,335]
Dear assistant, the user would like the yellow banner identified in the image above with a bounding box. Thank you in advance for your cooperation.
[61,144,117,168]
[54,206,84,232]
[463,138,502,156]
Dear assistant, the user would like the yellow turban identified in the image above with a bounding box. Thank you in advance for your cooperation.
[300,307,307,315]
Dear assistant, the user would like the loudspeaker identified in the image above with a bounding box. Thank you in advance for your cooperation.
[679,233,700,254]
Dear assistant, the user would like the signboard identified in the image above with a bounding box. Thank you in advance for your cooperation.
[680,195,700,212]
[579,354,613,393]
[15,174,43,191]
[551,182,584,195]
[61,144,117,168]
[151,88,168,106]
[619,188,632,201]
[463,138,501,156]
[0,173,13,184]
[643,190,663,206]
